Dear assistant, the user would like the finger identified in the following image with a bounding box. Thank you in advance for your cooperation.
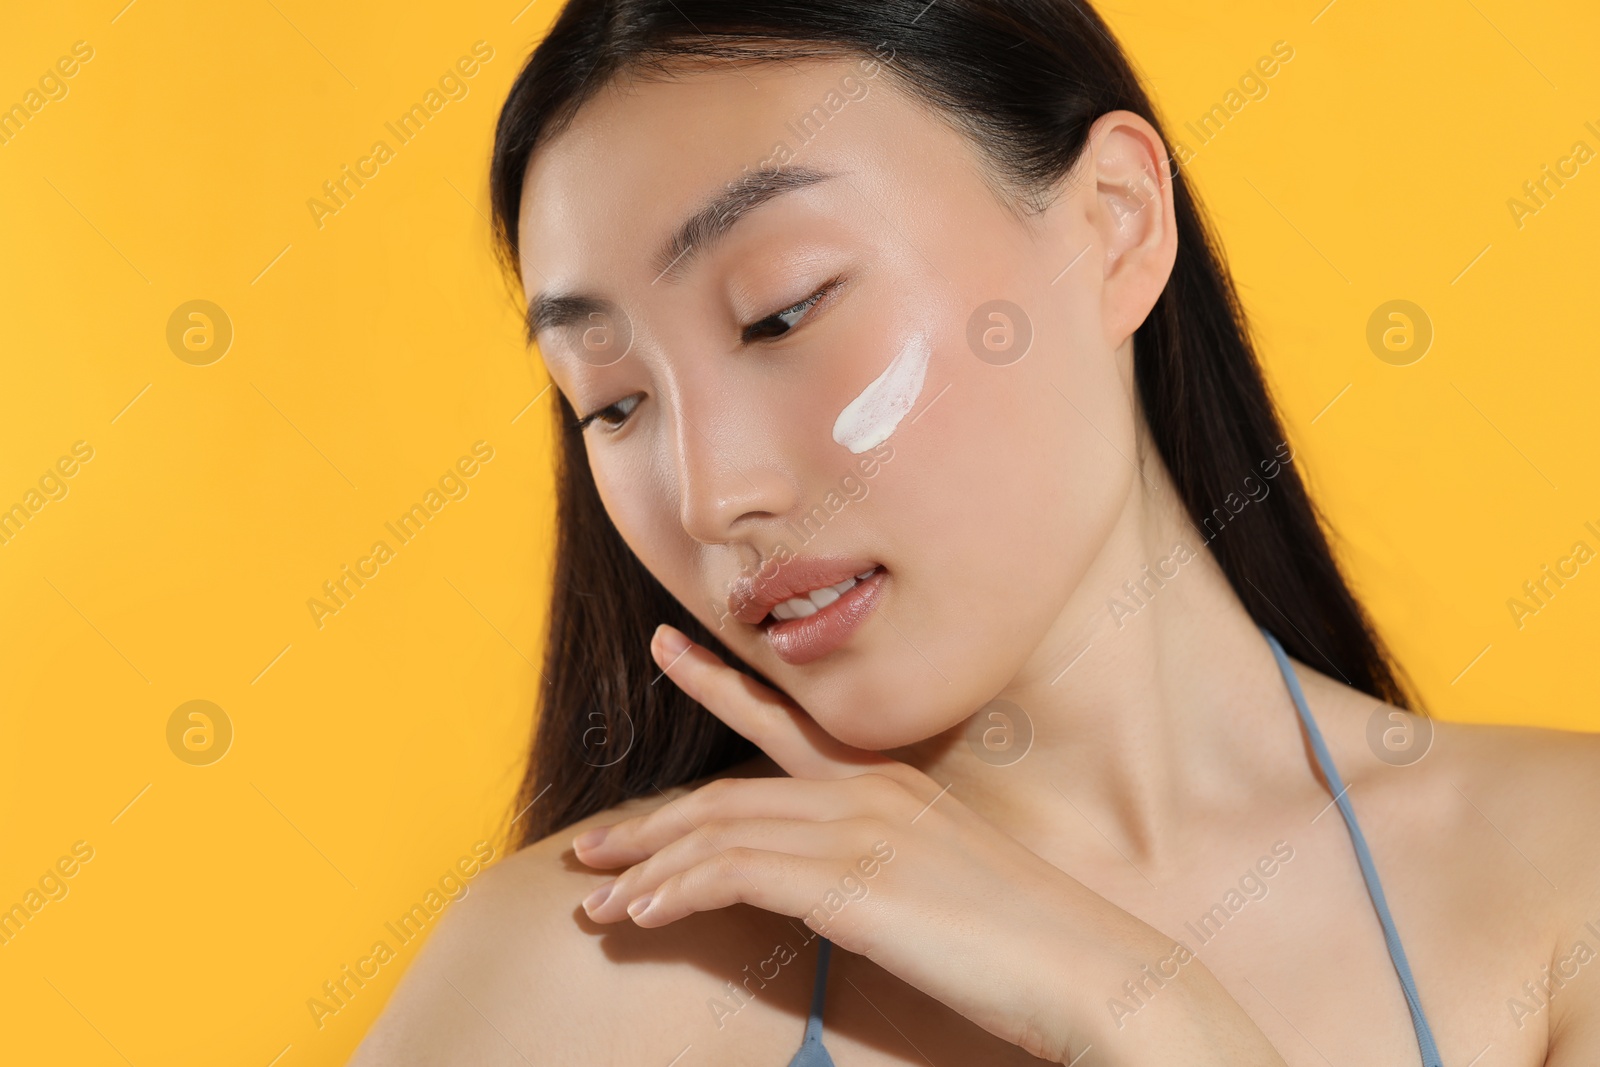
[573,775,927,867]
[618,847,866,930]
[583,816,880,923]
[651,623,892,779]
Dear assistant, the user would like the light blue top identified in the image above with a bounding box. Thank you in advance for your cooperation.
[786,629,1442,1066]
[785,934,836,1066]
[1261,628,1443,1066]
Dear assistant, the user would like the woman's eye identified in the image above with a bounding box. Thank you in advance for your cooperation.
[575,393,642,434]
[741,277,842,344]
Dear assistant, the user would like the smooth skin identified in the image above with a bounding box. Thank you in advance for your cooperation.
[350,57,1600,1065]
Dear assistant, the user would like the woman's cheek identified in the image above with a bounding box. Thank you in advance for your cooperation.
[591,449,694,595]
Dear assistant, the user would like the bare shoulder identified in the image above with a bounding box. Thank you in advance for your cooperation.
[1302,665,1600,909]
[1298,667,1600,1061]
[1386,706,1600,889]
[347,753,801,1065]
[1423,712,1600,914]
[344,795,661,1064]
[1418,711,1600,1056]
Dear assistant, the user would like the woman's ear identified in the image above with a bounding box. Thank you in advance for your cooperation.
[1082,110,1179,348]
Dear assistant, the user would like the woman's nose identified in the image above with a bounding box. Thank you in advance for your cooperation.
[672,410,799,545]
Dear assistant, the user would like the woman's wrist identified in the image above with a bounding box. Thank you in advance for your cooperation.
[1024,903,1286,1066]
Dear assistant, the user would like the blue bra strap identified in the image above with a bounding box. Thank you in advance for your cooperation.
[1261,629,1443,1067]
[786,936,836,1066]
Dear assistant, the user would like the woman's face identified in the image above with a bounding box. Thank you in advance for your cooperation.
[519,56,1174,750]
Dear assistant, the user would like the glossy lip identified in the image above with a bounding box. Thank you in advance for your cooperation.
[761,568,886,666]
[726,554,882,626]
[724,554,887,667]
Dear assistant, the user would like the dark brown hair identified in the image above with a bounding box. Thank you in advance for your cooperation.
[488,0,1414,851]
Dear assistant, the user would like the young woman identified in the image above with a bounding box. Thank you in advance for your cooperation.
[351,2,1600,1064]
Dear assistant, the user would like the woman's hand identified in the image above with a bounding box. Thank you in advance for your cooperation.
[570,623,1286,1066]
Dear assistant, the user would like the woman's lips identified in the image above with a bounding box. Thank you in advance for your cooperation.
[760,568,886,666]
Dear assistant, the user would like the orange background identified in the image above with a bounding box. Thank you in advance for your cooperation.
[1,1,1596,1063]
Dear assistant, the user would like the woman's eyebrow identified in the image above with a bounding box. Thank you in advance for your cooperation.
[525,164,835,347]
[651,164,834,282]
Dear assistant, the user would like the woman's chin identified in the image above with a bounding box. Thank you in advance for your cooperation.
[810,706,952,754]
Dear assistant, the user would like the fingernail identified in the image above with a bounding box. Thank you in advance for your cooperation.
[656,625,690,657]
[626,892,655,919]
[582,880,615,913]
[573,826,609,851]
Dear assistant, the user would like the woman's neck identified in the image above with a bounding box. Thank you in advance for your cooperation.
[885,451,1316,876]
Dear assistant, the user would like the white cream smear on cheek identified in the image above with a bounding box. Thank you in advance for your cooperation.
[831,332,931,453]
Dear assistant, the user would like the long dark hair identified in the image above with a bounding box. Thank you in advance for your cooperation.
[489,0,1414,851]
